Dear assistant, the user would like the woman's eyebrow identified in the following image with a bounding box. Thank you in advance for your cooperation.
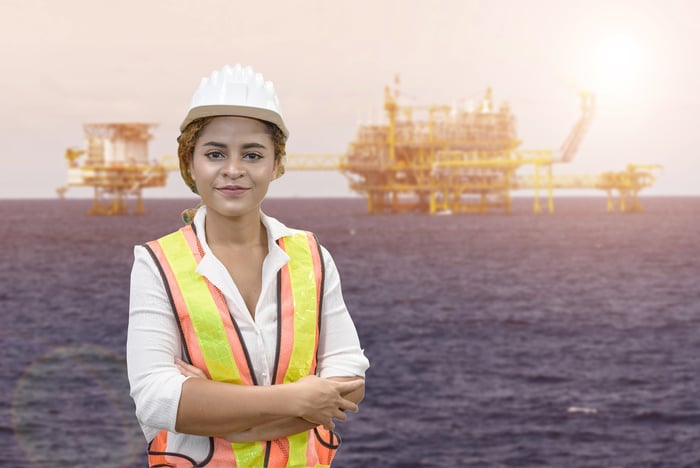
[241,142,268,150]
[201,141,228,149]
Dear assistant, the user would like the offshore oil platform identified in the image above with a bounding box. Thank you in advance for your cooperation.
[56,123,177,215]
[287,81,661,214]
[59,80,661,215]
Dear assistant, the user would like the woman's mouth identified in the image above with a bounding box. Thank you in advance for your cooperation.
[216,185,250,196]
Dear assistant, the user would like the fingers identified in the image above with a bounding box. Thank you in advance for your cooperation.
[303,392,357,429]
[331,386,359,413]
[334,378,364,396]
[338,399,359,414]
[175,357,207,379]
[333,407,349,421]
[302,414,335,430]
[290,375,365,430]
[319,399,354,429]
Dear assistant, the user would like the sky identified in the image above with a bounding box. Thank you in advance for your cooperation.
[1,0,698,199]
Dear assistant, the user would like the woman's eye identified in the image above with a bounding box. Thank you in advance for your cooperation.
[206,151,225,160]
[243,152,263,160]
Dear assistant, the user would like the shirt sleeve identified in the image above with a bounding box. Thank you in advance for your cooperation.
[126,244,189,442]
[316,246,370,379]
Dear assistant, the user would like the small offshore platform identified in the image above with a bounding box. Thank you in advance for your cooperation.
[59,79,661,215]
[57,123,177,215]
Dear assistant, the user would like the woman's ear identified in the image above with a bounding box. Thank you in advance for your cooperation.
[188,161,195,182]
[274,156,286,179]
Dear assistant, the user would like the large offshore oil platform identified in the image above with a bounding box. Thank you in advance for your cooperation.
[286,82,661,214]
[59,80,660,215]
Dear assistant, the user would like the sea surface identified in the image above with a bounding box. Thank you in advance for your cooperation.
[1,197,699,468]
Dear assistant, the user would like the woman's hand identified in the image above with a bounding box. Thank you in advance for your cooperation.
[290,375,363,430]
[175,357,208,379]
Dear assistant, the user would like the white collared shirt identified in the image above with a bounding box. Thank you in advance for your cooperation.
[126,207,369,453]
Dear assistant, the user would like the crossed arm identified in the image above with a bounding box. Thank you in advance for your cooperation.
[175,358,365,442]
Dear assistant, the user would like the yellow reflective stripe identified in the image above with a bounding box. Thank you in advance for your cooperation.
[286,431,309,467]
[232,441,265,467]
[283,231,317,384]
[159,231,241,384]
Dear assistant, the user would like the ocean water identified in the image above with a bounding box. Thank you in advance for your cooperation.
[1,197,699,468]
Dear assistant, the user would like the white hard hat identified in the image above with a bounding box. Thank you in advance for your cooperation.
[180,64,289,138]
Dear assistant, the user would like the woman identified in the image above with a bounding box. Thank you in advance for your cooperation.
[127,64,369,467]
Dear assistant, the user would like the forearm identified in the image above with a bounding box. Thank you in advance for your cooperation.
[224,417,316,443]
[176,378,298,436]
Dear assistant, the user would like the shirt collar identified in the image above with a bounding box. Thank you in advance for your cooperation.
[191,205,292,287]
[192,205,293,248]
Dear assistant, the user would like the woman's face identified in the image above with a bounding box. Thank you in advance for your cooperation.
[189,116,279,221]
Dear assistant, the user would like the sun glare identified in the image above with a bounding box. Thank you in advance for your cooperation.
[599,35,641,77]
[581,32,645,98]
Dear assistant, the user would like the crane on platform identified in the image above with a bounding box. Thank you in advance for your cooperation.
[556,92,596,163]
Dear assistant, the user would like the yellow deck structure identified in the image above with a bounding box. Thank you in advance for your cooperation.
[57,123,177,215]
[286,84,661,214]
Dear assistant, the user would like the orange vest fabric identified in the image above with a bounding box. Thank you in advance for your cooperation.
[143,224,340,467]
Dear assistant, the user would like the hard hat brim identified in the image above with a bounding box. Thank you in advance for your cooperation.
[180,105,289,138]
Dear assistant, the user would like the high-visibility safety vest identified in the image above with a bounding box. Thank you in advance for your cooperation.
[143,224,340,467]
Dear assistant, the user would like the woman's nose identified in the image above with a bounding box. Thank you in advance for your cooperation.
[221,158,245,178]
